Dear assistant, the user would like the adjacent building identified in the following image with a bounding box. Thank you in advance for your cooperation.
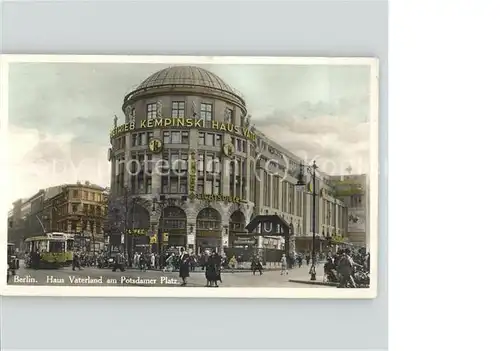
[44,181,108,251]
[327,174,369,249]
[7,182,108,252]
[107,66,351,256]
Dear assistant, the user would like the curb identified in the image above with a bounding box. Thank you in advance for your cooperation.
[288,279,338,287]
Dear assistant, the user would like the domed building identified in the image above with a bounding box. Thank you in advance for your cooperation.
[107,66,350,258]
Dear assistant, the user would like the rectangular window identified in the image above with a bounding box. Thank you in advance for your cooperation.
[138,133,145,145]
[161,177,168,194]
[181,131,189,144]
[72,204,78,213]
[198,132,205,145]
[234,159,240,176]
[146,178,152,194]
[171,131,181,144]
[146,103,157,119]
[171,154,180,171]
[213,156,221,174]
[206,133,214,146]
[138,177,145,193]
[224,108,233,123]
[200,103,213,123]
[147,132,154,144]
[236,139,242,152]
[198,154,205,172]
[214,179,220,195]
[145,154,153,172]
[197,183,204,194]
[172,101,185,118]
[179,179,187,194]
[72,190,78,198]
[205,180,213,195]
[180,153,188,171]
[215,134,222,147]
[206,154,214,172]
[170,179,179,193]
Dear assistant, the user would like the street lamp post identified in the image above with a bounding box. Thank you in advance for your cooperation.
[152,196,166,269]
[295,160,319,281]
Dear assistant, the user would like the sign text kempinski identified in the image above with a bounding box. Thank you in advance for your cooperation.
[110,117,257,141]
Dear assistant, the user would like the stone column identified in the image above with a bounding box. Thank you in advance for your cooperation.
[185,203,197,254]
[123,134,131,188]
[221,224,229,254]
[149,205,161,236]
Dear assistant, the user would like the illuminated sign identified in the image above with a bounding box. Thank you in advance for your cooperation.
[127,228,148,236]
[189,151,196,196]
[110,117,257,141]
[190,193,243,204]
[148,138,163,153]
[149,233,169,244]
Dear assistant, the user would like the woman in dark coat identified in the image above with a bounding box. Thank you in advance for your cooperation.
[178,248,190,286]
[205,252,220,287]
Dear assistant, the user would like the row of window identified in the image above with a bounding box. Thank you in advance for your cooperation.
[118,150,247,176]
[126,130,250,150]
[128,175,247,197]
[145,102,213,121]
[57,220,103,234]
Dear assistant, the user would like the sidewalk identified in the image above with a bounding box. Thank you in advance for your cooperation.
[288,277,338,287]
[127,264,281,273]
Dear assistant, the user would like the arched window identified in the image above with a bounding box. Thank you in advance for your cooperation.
[160,206,187,230]
[196,208,221,230]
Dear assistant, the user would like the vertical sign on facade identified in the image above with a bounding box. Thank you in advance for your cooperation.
[188,150,197,197]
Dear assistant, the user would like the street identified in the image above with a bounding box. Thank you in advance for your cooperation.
[8,262,329,288]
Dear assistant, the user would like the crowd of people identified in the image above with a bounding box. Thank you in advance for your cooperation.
[68,246,369,288]
[323,248,370,288]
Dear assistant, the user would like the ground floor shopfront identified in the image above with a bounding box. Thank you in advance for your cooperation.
[294,236,330,254]
[106,197,309,259]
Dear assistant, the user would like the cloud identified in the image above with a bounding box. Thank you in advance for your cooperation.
[7,126,110,203]
[256,111,369,176]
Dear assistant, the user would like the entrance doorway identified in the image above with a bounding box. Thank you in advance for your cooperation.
[196,207,221,254]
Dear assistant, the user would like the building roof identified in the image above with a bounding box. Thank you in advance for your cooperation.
[125,66,245,106]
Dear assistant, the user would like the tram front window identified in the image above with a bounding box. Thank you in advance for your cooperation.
[49,241,65,253]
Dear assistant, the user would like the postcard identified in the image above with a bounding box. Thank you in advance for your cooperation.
[0,55,379,298]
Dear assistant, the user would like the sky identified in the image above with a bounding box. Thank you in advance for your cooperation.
[6,61,373,204]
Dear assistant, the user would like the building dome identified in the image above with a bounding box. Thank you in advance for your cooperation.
[125,66,245,108]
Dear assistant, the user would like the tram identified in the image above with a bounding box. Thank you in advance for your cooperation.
[24,235,68,269]
[45,232,75,265]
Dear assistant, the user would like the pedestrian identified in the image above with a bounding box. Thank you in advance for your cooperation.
[151,253,156,270]
[112,252,126,272]
[280,254,288,275]
[337,249,356,288]
[72,251,82,271]
[179,247,190,286]
[229,255,237,273]
[205,251,220,287]
[139,253,146,271]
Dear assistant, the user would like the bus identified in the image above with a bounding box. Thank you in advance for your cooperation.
[46,232,75,265]
[24,236,68,269]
